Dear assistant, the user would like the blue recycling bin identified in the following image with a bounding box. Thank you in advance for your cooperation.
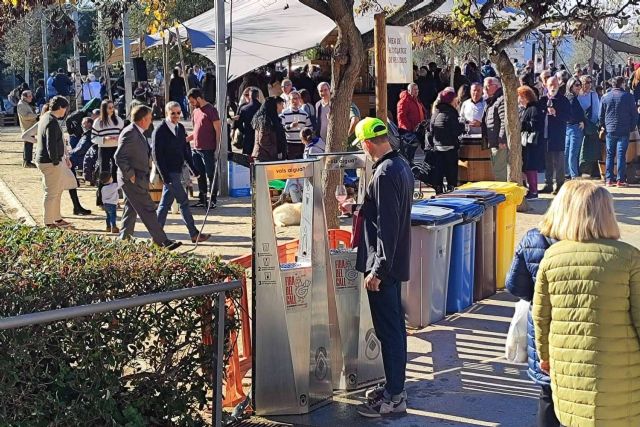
[423,198,485,313]
[437,190,506,301]
[403,204,462,328]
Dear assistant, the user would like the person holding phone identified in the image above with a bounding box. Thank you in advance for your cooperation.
[92,99,125,182]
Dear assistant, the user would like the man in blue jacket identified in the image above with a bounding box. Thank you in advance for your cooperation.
[341,117,413,418]
[599,76,638,187]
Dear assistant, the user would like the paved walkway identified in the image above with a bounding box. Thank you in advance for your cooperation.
[3,125,640,426]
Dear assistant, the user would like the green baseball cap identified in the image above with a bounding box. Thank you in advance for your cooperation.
[353,117,388,146]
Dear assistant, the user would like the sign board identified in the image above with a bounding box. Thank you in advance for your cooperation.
[265,162,314,180]
[386,26,413,84]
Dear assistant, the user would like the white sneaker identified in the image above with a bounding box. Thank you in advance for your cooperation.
[357,394,407,418]
[365,385,407,402]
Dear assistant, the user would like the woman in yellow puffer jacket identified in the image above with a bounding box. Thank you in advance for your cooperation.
[533,180,640,427]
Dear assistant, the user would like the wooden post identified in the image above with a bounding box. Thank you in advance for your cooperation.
[542,32,547,69]
[162,34,170,104]
[287,55,292,78]
[175,26,190,92]
[374,13,387,121]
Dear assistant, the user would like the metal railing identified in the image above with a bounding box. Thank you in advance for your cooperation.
[0,280,242,427]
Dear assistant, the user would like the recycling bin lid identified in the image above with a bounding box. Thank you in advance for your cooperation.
[411,203,462,227]
[425,197,485,223]
[438,189,506,207]
[459,181,526,204]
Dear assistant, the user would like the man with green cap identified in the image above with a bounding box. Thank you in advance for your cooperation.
[341,117,413,418]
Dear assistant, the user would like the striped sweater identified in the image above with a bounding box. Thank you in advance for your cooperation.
[92,116,124,147]
[280,107,312,145]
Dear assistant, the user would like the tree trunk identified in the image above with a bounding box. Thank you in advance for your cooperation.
[492,49,529,211]
[322,2,365,230]
[492,50,522,185]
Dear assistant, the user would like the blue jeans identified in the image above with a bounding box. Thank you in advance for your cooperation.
[192,149,219,204]
[104,203,117,228]
[565,124,584,179]
[367,278,406,396]
[156,172,199,237]
[605,135,630,183]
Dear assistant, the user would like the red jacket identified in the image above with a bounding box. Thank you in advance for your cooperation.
[397,90,426,132]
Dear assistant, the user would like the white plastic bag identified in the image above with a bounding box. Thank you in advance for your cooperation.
[505,299,529,363]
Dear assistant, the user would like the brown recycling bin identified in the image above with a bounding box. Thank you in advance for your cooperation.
[436,190,506,301]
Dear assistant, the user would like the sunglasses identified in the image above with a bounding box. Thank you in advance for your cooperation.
[170,111,181,116]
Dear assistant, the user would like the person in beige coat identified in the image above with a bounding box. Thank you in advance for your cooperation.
[17,90,38,168]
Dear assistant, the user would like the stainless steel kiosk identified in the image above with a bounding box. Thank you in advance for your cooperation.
[252,159,333,415]
[313,152,385,391]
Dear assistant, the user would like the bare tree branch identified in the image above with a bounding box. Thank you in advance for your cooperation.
[388,0,447,27]
[478,0,495,18]
[298,0,334,20]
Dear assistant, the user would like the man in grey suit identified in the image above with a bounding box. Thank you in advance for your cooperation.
[115,104,182,250]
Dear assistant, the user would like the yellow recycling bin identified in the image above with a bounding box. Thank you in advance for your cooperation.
[459,181,526,289]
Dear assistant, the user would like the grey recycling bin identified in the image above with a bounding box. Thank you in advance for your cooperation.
[402,205,462,328]
[328,248,385,390]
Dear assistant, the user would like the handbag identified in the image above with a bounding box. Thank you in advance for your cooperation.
[60,163,78,191]
[232,128,243,150]
[521,130,538,147]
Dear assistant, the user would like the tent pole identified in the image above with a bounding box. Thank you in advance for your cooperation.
[215,0,229,197]
[122,10,134,117]
[163,34,170,104]
[176,26,190,93]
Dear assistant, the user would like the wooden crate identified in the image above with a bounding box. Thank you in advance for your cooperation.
[0,113,17,127]
[458,136,494,183]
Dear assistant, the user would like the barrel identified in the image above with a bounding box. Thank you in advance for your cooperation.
[458,134,494,183]
[598,134,638,177]
[149,180,163,203]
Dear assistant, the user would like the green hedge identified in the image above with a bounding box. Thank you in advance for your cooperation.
[0,221,242,426]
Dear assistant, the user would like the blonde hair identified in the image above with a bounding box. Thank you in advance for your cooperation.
[540,181,620,241]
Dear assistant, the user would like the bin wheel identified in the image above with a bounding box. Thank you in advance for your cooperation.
[413,191,423,200]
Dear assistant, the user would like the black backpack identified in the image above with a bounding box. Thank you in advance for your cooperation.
[66,110,88,139]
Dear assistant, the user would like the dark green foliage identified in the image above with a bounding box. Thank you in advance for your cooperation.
[0,221,242,426]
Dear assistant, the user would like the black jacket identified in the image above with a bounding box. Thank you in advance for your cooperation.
[429,103,465,149]
[169,77,186,102]
[36,113,65,164]
[151,121,196,182]
[356,150,414,282]
[237,101,261,155]
[188,73,201,89]
[520,102,543,134]
[566,93,586,125]
[202,73,216,104]
[538,94,571,151]
[53,73,72,96]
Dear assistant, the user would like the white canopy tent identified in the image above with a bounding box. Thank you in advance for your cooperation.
[175,0,446,80]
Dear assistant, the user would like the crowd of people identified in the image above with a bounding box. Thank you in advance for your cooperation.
[398,56,640,196]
